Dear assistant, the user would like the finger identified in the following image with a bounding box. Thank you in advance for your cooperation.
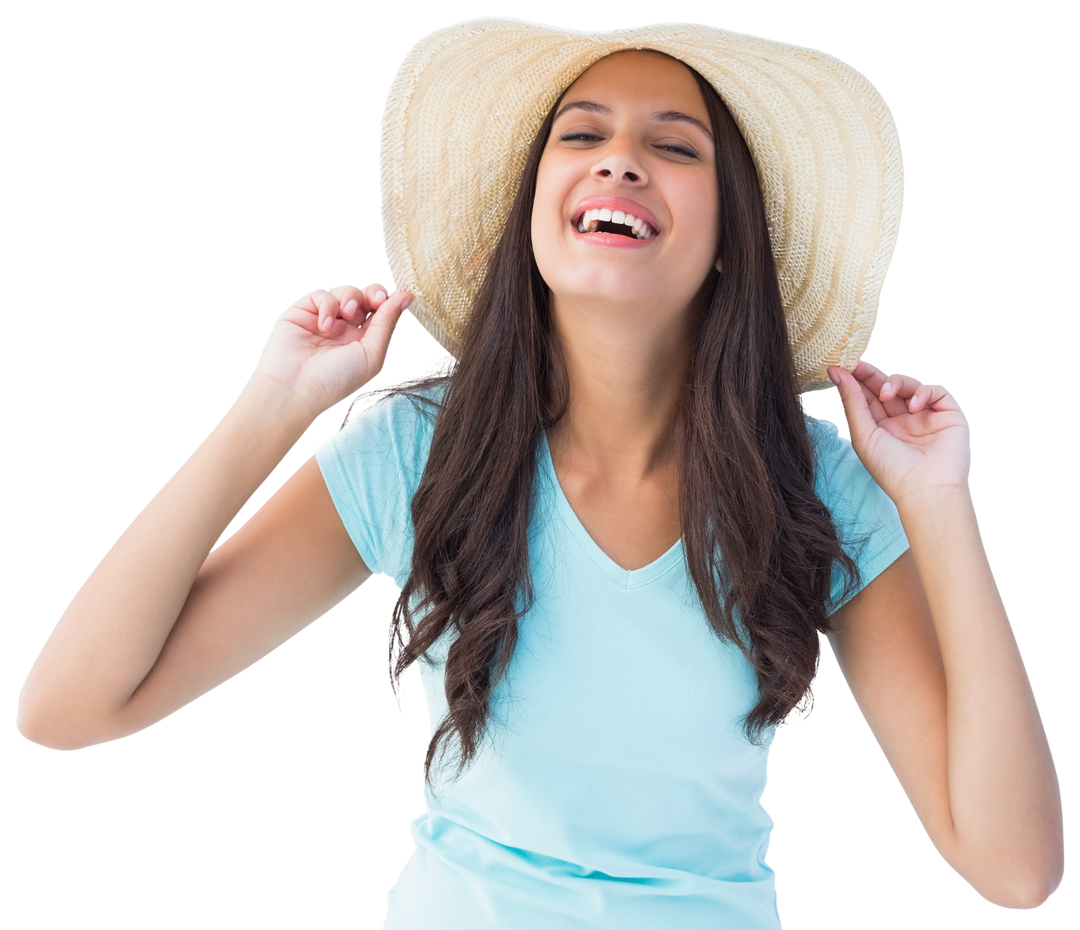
[908,383,957,413]
[877,373,923,404]
[288,289,328,317]
[324,286,392,332]
[850,360,890,393]
[851,359,886,384]
[907,385,926,414]
[835,363,890,418]
[287,289,332,334]
[334,276,395,321]
[311,289,343,337]
[828,366,879,449]
[358,291,412,360]
[326,278,360,319]
[365,290,411,332]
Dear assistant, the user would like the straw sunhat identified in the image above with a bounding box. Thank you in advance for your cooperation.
[381,19,902,391]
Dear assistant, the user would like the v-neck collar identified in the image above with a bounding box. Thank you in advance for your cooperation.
[539,434,685,589]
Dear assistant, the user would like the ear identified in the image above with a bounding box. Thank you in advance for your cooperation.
[714,255,724,273]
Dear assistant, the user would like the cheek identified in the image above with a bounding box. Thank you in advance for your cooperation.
[530,156,571,275]
[658,182,722,298]
[675,180,721,264]
[529,207,551,285]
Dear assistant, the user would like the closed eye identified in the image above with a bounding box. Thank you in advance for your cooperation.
[561,133,704,158]
[658,143,699,158]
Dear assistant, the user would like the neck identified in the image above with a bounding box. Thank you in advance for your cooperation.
[547,292,695,478]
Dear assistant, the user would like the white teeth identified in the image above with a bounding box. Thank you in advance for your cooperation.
[574,207,657,239]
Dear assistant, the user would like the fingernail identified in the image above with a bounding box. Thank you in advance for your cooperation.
[375,290,387,304]
[320,315,333,332]
[342,298,358,318]
[401,295,413,310]
[881,381,892,395]
[827,367,839,386]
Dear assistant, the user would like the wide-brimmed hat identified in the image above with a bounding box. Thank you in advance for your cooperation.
[380,19,902,391]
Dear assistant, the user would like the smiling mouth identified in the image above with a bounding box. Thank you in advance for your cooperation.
[574,207,657,240]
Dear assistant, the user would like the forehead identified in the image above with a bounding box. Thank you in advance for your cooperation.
[559,51,708,118]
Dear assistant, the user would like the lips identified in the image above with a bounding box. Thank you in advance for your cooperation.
[571,196,660,241]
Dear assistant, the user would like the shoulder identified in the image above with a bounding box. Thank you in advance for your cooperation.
[803,413,904,541]
[803,413,842,460]
[342,380,446,438]
[313,380,447,486]
[330,381,445,474]
[804,414,870,503]
[803,415,909,606]
[314,381,445,580]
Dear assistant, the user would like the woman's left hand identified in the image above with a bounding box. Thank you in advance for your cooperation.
[829,361,970,502]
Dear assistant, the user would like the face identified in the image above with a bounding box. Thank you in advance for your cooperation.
[531,51,720,327]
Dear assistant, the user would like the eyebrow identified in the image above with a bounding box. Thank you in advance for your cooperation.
[552,100,713,141]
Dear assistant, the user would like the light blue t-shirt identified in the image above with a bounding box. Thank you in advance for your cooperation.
[316,390,909,930]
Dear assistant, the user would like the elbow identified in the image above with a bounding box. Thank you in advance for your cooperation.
[1012,864,1063,909]
[17,707,83,751]
[14,708,43,746]
[17,693,107,751]
[979,877,1060,910]
[970,854,1064,910]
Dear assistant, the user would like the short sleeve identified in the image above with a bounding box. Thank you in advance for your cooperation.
[806,417,910,614]
[315,392,438,587]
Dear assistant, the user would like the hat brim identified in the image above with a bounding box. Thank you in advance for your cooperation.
[381,19,902,391]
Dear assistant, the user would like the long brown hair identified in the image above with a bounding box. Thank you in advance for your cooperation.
[388,61,858,782]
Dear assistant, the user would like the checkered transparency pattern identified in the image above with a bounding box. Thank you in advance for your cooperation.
[380,19,902,392]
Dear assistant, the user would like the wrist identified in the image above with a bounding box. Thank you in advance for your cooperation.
[238,371,324,436]
[894,482,975,531]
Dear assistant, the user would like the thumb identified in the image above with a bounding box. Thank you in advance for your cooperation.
[361,290,411,361]
[828,365,877,452]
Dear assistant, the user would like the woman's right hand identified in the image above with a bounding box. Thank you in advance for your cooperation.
[254,284,413,418]
[18,284,410,750]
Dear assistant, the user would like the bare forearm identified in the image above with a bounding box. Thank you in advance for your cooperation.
[898,488,1063,903]
[19,374,314,744]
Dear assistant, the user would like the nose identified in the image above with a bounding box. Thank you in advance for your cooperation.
[590,136,648,185]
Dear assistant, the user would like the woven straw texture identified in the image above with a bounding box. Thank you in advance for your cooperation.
[381,19,902,391]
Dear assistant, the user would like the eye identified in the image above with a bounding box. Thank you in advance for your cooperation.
[658,143,699,159]
[556,131,702,158]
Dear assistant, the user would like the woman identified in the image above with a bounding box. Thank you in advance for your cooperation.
[18,20,1062,929]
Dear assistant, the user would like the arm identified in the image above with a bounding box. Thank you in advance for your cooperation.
[827,362,1063,908]
[18,285,411,749]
